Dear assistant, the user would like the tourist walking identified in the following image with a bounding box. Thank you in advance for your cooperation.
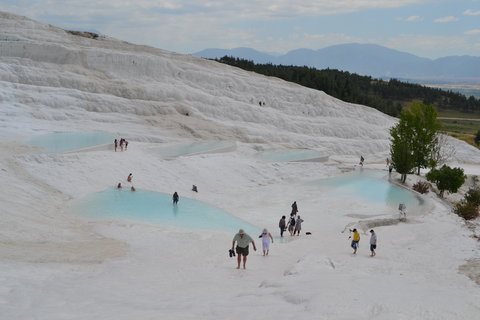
[120,138,125,151]
[231,229,256,269]
[293,215,304,236]
[369,230,377,257]
[278,215,286,237]
[349,228,360,254]
[287,213,296,236]
[173,191,179,205]
[114,139,118,152]
[291,201,298,215]
[259,228,274,256]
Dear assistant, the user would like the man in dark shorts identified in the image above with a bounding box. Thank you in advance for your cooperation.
[231,229,257,269]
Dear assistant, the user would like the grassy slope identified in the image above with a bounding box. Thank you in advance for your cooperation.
[437,110,480,148]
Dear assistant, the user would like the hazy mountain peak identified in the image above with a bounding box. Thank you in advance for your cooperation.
[193,44,480,83]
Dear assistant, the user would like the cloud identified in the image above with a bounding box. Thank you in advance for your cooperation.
[0,1,437,21]
[1,0,475,58]
[396,15,425,22]
[434,16,458,23]
[405,16,423,22]
[463,9,480,16]
[465,29,480,35]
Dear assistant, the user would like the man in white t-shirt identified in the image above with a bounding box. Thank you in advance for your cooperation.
[231,229,257,269]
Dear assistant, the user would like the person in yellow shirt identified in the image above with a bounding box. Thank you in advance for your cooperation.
[349,228,360,254]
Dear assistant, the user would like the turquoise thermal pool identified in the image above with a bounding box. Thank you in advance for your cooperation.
[311,169,425,215]
[258,149,328,162]
[72,188,259,234]
[153,141,235,158]
[28,132,115,153]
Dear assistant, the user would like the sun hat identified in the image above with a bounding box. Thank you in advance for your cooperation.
[238,229,245,234]
[262,228,268,233]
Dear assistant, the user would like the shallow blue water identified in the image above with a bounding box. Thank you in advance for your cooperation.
[154,141,235,157]
[73,188,259,234]
[311,169,423,213]
[28,132,115,153]
[258,149,327,162]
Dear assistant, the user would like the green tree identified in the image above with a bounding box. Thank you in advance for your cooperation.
[407,102,441,174]
[426,165,466,198]
[390,113,415,183]
[390,102,441,183]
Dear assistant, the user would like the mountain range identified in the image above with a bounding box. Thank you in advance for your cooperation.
[193,44,480,84]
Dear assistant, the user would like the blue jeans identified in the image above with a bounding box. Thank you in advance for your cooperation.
[351,240,359,249]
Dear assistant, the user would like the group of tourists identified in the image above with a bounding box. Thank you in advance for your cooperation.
[231,201,303,269]
[278,201,304,237]
[114,138,129,152]
[116,172,135,191]
[230,200,379,269]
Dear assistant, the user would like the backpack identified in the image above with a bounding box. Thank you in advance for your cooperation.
[290,217,296,226]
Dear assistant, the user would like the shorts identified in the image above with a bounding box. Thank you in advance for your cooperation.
[370,244,377,251]
[351,240,359,249]
[236,245,249,256]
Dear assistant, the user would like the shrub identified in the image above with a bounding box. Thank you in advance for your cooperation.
[465,188,480,207]
[454,202,479,220]
[472,175,479,186]
[426,165,466,197]
[413,181,430,194]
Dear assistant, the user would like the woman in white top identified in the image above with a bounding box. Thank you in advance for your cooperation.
[259,228,274,256]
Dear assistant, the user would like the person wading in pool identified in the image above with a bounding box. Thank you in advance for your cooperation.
[231,229,256,269]
[172,191,179,205]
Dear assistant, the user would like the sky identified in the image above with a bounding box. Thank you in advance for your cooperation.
[1,0,480,59]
